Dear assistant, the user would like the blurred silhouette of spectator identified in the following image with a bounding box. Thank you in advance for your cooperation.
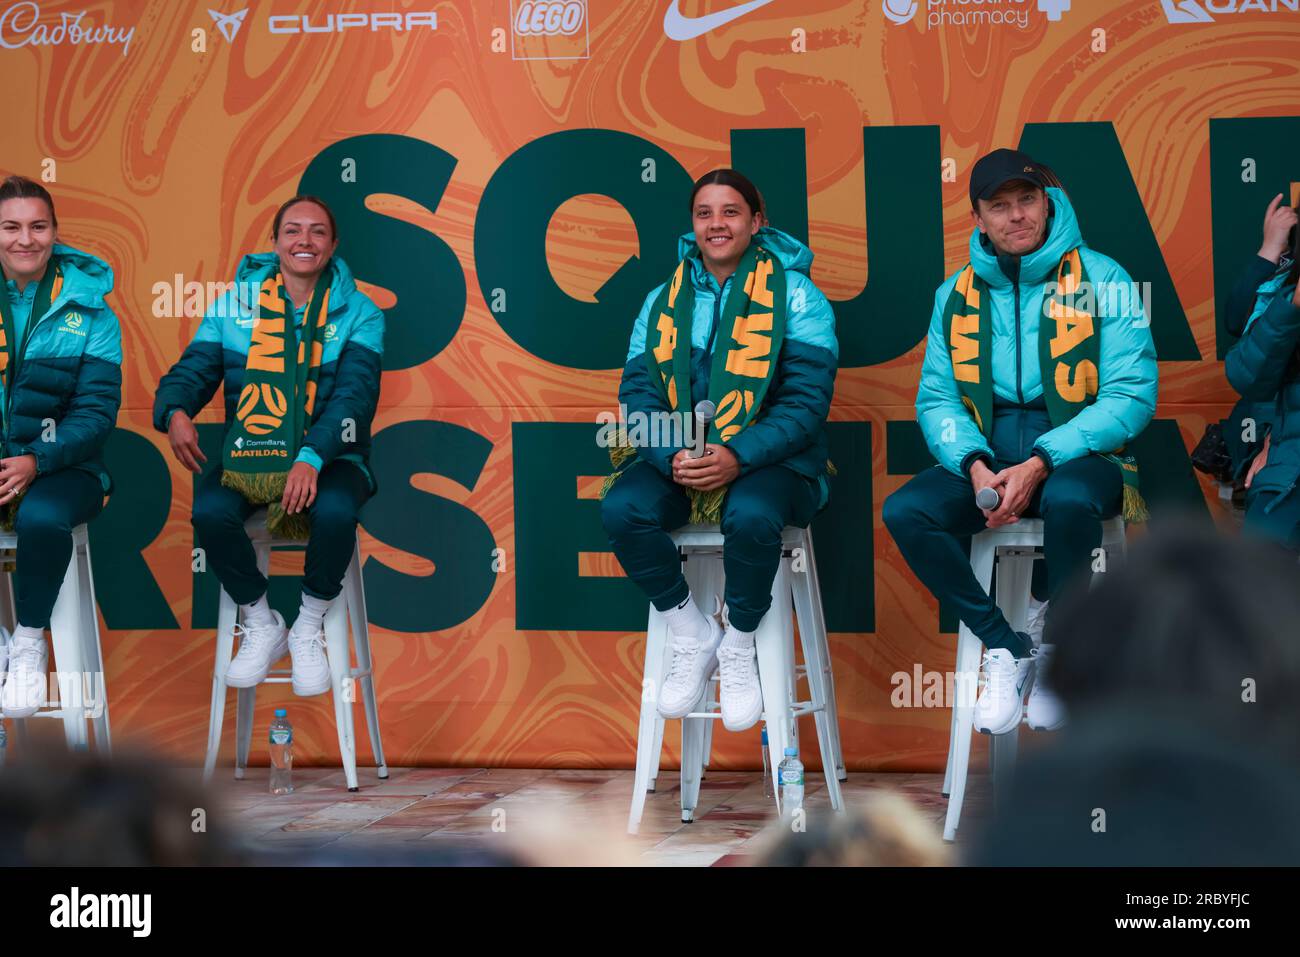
[972,522,1300,865]
[753,790,950,867]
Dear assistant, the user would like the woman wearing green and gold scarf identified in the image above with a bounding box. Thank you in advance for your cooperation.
[154,196,384,697]
[0,176,122,719]
[601,169,838,732]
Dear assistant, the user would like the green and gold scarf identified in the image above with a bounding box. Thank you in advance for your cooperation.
[0,260,62,530]
[601,242,787,524]
[220,267,330,539]
[943,248,1147,523]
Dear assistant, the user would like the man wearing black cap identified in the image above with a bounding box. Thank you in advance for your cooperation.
[883,149,1158,736]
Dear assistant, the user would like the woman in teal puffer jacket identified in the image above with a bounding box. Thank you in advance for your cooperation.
[1226,224,1300,547]
[599,168,838,734]
[0,176,122,718]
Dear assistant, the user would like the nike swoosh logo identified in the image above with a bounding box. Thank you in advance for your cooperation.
[663,0,778,41]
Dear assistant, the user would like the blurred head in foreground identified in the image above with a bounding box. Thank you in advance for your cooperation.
[753,790,950,867]
[0,747,241,866]
[973,520,1300,865]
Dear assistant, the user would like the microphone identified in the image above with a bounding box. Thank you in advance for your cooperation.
[975,486,1001,511]
[688,400,716,459]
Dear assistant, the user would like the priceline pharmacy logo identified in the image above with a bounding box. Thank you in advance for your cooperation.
[883,0,1071,28]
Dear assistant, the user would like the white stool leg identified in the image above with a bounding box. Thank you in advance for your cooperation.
[700,678,716,773]
[647,716,665,793]
[49,546,87,750]
[992,548,1035,803]
[646,602,675,795]
[795,530,846,781]
[942,695,959,797]
[792,540,842,811]
[235,686,255,778]
[324,596,358,791]
[203,588,239,782]
[944,535,994,842]
[754,560,795,816]
[629,604,669,833]
[343,542,387,778]
[679,691,709,823]
[681,548,723,776]
[76,532,110,755]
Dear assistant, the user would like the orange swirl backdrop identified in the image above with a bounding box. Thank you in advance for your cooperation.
[4,0,1299,770]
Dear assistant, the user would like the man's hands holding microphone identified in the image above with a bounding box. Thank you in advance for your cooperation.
[970,456,1048,528]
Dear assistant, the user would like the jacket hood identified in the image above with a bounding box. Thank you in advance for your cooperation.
[49,243,114,308]
[969,187,1084,287]
[235,252,359,314]
[675,226,815,287]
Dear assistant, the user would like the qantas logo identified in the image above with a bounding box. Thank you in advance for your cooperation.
[663,0,777,41]
[1161,0,1300,21]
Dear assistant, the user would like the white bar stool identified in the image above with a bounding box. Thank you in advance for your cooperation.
[941,515,1126,842]
[628,524,846,834]
[0,524,110,756]
[202,511,388,791]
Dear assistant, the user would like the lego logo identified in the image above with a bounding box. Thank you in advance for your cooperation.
[514,1,585,36]
[236,383,288,435]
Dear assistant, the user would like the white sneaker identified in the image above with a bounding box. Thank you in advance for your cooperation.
[657,615,723,719]
[0,625,10,695]
[224,612,288,688]
[1027,643,1066,730]
[1,632,48,718]
[288,619,331,697]
[973,646,1033,735]
[717,637,763,732]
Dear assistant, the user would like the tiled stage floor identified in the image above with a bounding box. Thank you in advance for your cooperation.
[205,766,993,866]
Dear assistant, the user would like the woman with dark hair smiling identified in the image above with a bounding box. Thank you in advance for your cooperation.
[0,175,122,718]
[600,169,838,732]
[154,196,384,697]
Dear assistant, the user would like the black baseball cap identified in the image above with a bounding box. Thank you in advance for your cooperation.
[970,149,1048,207]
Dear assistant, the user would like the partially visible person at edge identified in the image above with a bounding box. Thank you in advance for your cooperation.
[882,149,1157,738]
[1225,195,1300,548]
[1228,193,1298,493]
[153,196,383,697]
[600,168,837,732]
[0,176,122,719]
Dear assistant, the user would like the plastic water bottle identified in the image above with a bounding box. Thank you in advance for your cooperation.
[760,726,773,799]
[778,747,804,821]
[269,709,293,795]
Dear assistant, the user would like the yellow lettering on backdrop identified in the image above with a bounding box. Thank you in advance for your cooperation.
[725,312,773,378]
[653,312,676,363]
[1055,359,1098,403]
[247,316,286,373]
[951,313,980,383]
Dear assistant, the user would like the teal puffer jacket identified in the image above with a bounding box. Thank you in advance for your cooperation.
[617,226,838,504]
[917,188,1157,474]
[1,244,122,491]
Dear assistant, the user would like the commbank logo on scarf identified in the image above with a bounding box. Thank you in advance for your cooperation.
[236,382,288,435]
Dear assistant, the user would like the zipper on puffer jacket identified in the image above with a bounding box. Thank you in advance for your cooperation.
[706,275,729,357]
[1013,278,1023,404]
